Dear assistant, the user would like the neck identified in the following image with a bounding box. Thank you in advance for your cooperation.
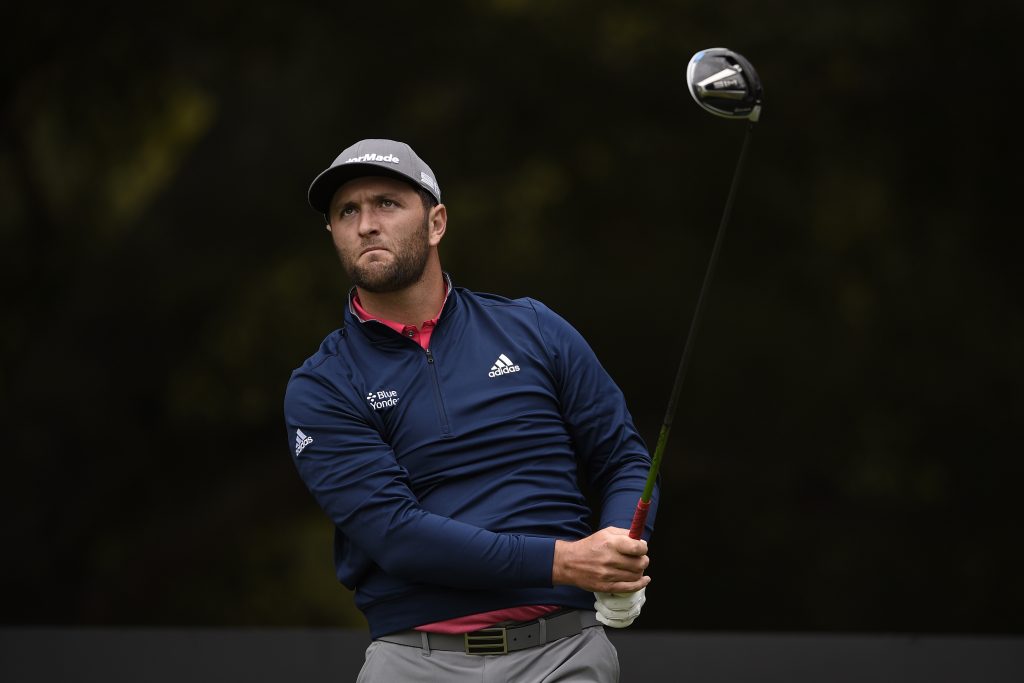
[356,263,446,326]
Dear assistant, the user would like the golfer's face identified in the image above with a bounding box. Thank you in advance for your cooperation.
[327,176,433,293]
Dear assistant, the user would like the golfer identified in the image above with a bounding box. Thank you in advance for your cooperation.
[284,139,658,682]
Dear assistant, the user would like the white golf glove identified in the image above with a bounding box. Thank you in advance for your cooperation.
[593,587,646,628]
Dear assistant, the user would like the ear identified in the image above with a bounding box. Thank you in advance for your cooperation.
[427,204,447,247]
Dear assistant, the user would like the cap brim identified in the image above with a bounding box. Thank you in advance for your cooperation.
[307,163,427,215]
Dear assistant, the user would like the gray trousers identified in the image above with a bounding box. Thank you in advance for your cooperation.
[356,625,618,682]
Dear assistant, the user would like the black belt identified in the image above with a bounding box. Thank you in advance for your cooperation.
[375,609,600,655]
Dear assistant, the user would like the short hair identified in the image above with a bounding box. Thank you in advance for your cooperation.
[416,187,439,212]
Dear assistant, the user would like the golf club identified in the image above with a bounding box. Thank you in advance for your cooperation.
[628,47,763,540]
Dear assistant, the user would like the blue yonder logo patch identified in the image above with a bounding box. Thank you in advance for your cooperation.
[367,389,400,411]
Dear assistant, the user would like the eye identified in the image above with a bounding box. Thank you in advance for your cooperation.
[340,206,356,217]
[381,198,396,208]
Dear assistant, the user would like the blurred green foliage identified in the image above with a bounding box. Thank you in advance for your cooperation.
[1,0,1021,632]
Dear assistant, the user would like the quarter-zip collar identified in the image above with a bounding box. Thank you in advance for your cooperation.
[347,273,460,347]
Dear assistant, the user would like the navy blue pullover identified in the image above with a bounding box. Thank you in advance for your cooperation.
[284,284,658,638]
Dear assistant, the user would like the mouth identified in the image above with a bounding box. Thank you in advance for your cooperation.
[359,246,388,257]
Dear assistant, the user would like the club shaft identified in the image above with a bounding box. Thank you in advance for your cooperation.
[629,122,755,539]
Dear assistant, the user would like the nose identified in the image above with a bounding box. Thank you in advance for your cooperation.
[356,209,380,236]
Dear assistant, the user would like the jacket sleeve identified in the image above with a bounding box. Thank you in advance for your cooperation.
[531,300,659,540]
[284,367,555,589]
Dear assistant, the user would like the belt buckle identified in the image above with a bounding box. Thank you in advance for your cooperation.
[464,627,508,655]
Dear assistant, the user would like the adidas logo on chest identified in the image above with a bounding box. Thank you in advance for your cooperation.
[488,353,521,378]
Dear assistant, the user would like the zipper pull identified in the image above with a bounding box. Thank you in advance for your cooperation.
[425,348,434,364]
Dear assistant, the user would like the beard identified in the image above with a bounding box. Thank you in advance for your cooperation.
[340,214,431,293]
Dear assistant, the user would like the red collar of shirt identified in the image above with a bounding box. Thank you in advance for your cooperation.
[350,276,451,350]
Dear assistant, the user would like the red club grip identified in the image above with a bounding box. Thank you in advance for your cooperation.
[628,500,651,540]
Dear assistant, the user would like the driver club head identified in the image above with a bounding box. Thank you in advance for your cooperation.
[686,48,763,122]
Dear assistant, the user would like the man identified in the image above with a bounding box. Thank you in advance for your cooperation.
[284,139,658,681]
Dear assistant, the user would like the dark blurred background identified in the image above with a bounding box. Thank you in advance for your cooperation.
[2,0,1021,634]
